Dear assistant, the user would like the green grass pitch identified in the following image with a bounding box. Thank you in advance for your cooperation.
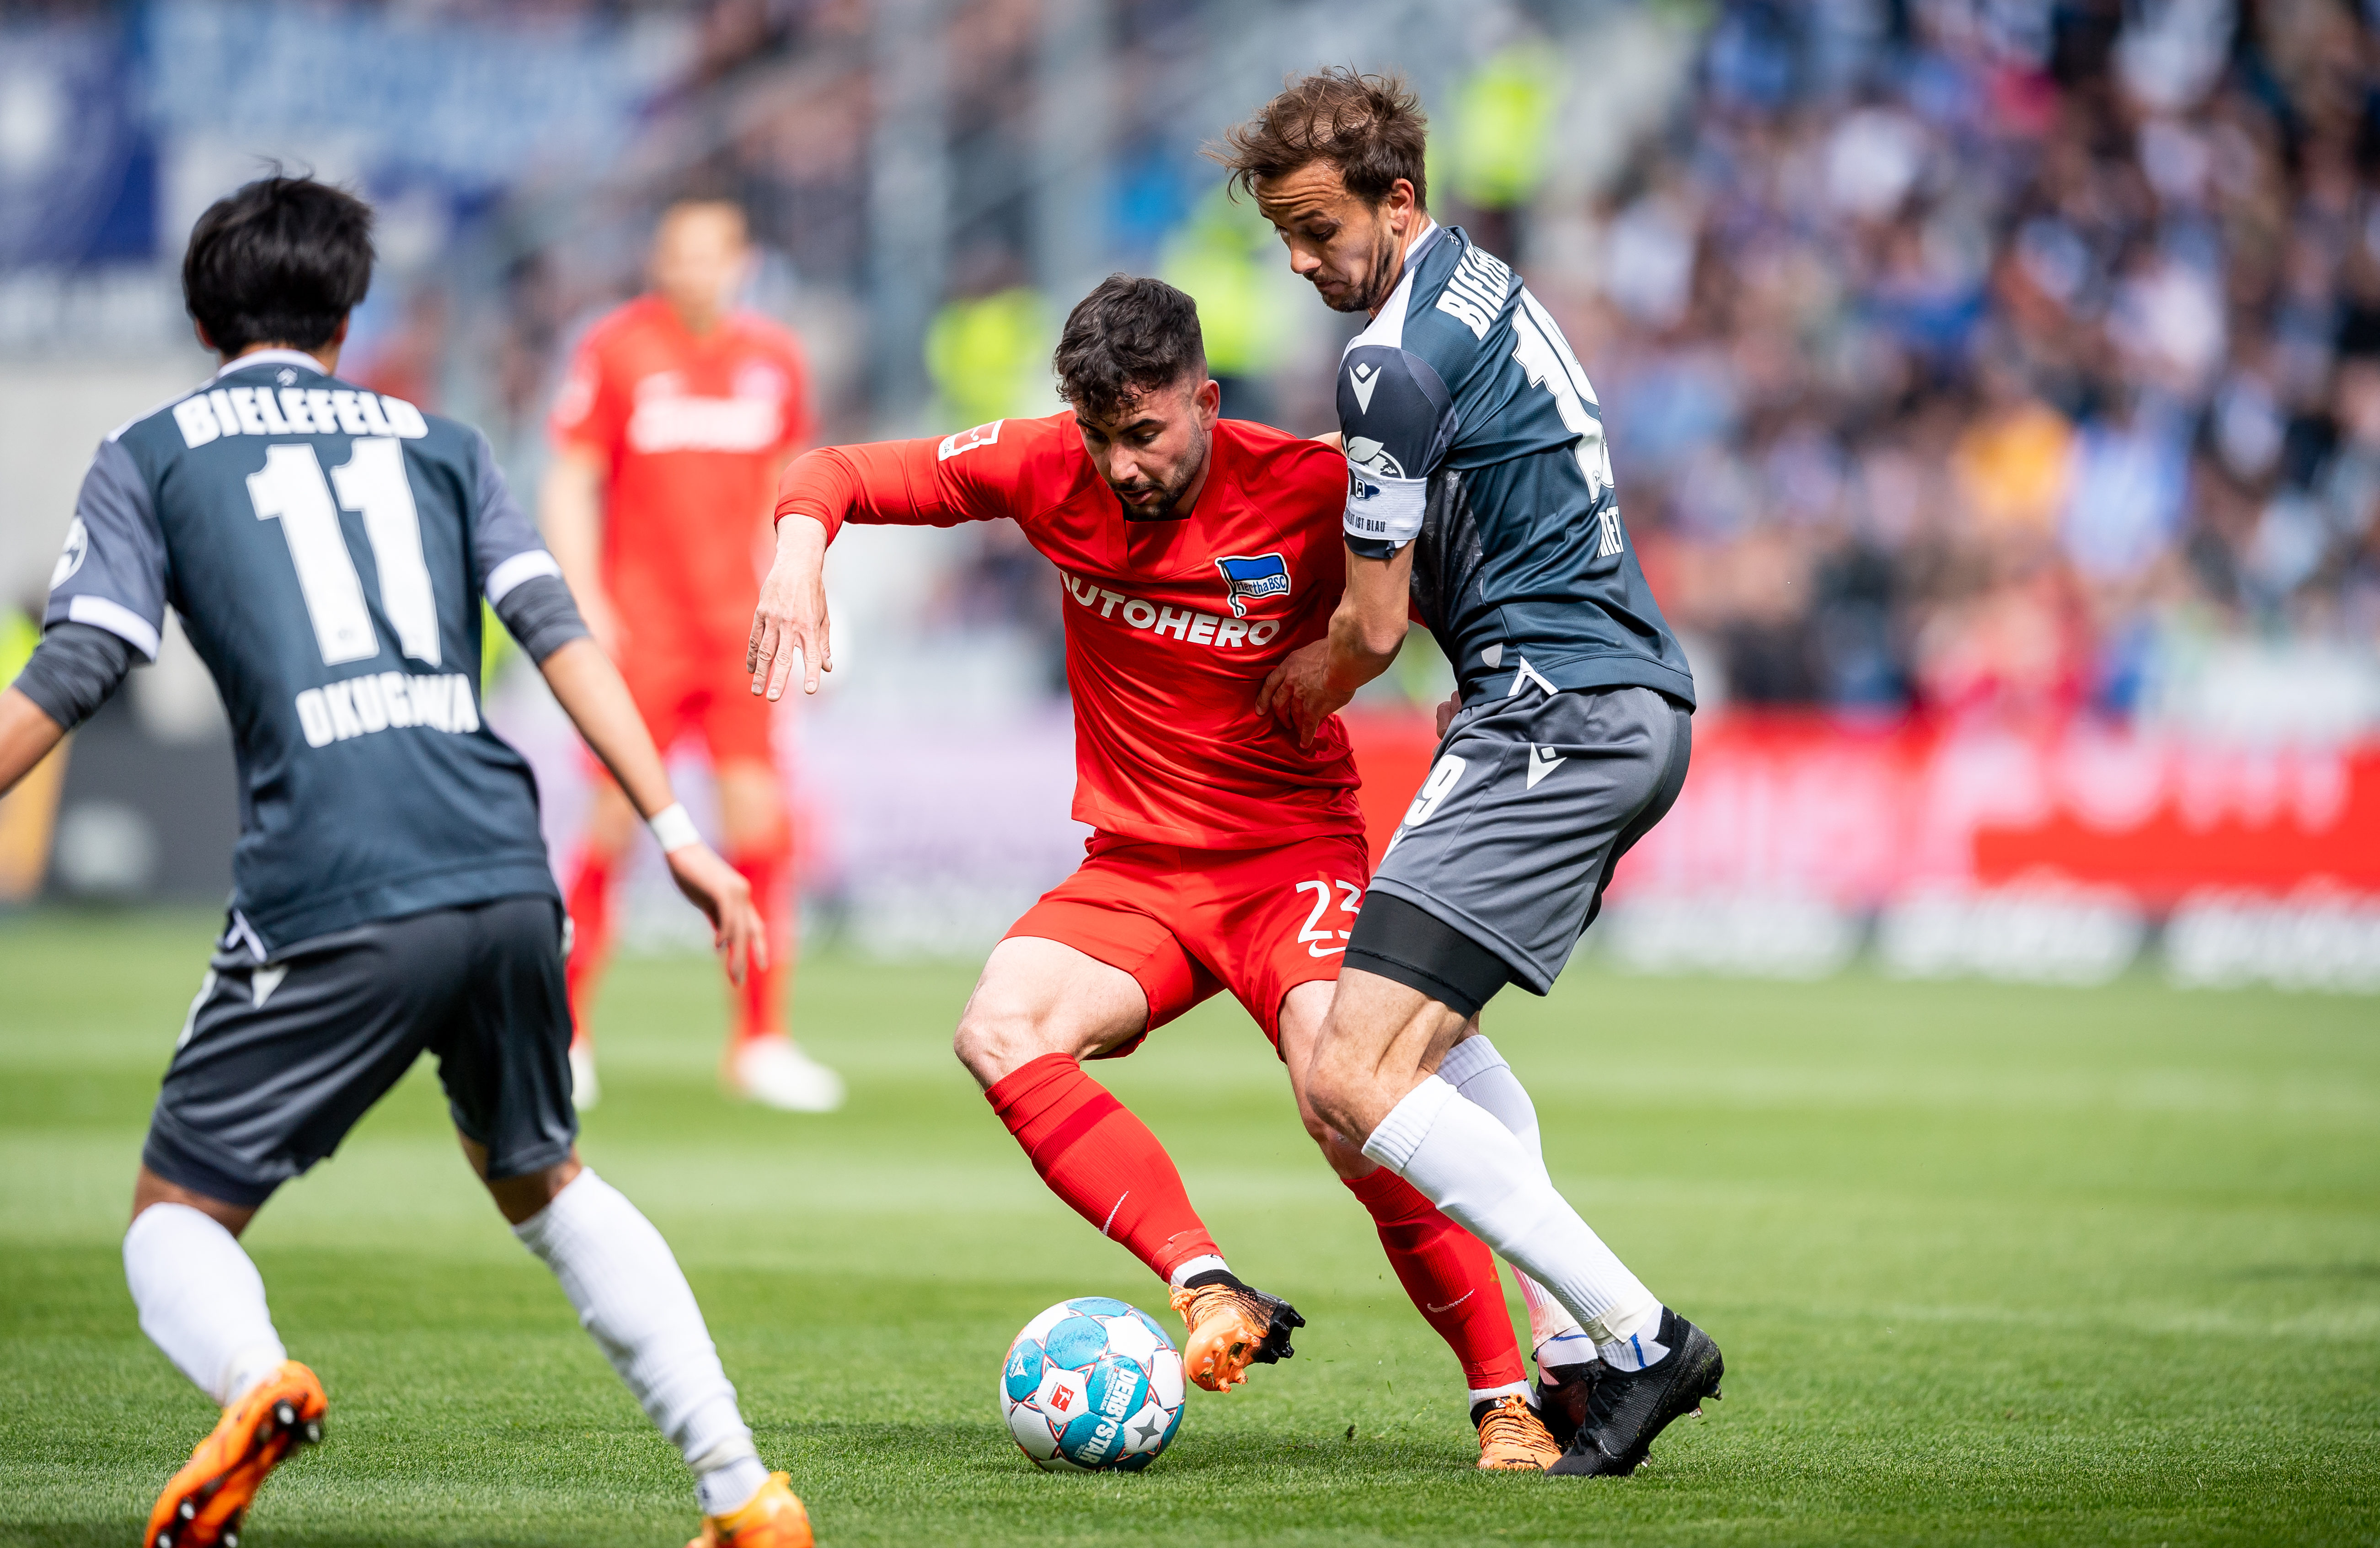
[3,909,2375,1546]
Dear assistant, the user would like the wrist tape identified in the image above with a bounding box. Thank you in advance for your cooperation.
[647,802,701,854]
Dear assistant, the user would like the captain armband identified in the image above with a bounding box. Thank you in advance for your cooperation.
[1343,470,1426,553]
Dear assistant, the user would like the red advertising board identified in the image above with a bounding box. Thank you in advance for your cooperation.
[1340,710,2380,909]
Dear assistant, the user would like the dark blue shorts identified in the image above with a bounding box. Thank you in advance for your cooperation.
[1353,684,1692,1004]
[143,895,576,1207]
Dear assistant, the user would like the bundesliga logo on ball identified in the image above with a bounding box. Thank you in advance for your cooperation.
[1000,1297,1185,1472]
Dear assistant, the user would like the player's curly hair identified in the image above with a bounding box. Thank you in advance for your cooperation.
[1053,275,1208,421]
[1210,67,1429,208]
[183,172,374,357]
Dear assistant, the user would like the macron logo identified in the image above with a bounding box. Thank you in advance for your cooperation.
[1349,360,1381,415]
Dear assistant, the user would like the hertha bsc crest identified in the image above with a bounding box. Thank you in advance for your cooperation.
[1214,553,1291,618]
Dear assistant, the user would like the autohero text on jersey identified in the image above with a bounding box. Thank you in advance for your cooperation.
[293,671,481,749]
[171,385,431,446]
[1059,571,1284,650]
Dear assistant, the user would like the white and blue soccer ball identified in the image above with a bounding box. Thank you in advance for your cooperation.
[1001,1296,1185,1472]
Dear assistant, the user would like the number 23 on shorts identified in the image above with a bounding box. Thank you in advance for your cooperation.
[1294,877,1364,959]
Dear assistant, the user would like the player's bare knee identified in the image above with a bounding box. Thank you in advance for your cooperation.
[1289,1075,1366,1172]
[952,1000,1062,1086]
[483,1155,583,1226]
[723,817,791,860]
[1293,1095,1335,1150]
[1309,1121,1375,1180]
[1302,1059,1369,1147]
[131,1167,257,1237]
[715,764,789,856]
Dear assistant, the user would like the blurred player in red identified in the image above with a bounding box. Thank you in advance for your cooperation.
[545,200,842,1113]
[747,278,1560,1469]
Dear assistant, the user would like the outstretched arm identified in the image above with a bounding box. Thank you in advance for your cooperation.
[539,638,765,982]
[749,436,977,702]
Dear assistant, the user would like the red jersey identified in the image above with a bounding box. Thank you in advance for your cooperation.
[551,294,812,659]
[777,413,1362,849]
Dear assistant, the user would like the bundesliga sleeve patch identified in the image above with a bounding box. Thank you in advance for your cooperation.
[1214,553,1291,618]
[938,420,1003,460]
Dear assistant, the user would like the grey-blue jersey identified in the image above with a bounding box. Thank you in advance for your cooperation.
[44,350,564,951]
[1337,225,1695,709]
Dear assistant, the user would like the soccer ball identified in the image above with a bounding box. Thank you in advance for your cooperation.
[1000,1296,1185,1472]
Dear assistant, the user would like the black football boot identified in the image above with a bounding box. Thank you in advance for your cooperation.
[1533,1356,1604,1451]
[1544,1308,1723,1477]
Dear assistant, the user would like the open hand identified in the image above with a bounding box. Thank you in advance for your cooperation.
[748,515,832,700]
[664,843,768,985]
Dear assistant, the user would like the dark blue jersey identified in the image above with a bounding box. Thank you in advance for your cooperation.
[1337,225,1695,709]
[44,350,565,951]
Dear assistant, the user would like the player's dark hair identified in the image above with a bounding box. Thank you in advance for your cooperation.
[1211,67,1428,208]
[182,175,375,357]
[1053,275,1208,421]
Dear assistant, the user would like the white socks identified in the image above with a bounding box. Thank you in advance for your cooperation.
[1364,1075,1662,1361]
[512,1169,766,1516]
[123,1178,768,1516]
[124,1203,289,1407]
[1436,1037,1592,1364]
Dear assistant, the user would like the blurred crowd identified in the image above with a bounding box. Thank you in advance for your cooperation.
[1543,0,2380,721]
[19,0,2380,724]
[501,0,2380,723]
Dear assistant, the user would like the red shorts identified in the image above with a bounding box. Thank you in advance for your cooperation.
[611,649,779,769]
[1005,831,1371,1056]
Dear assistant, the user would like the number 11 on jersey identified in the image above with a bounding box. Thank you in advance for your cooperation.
[248,438,443,668]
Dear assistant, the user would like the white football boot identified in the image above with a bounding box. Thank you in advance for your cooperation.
[568,1040,601,1111]
[729,1035,845,1113]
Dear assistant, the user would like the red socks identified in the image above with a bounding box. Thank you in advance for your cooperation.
[567,844,795,1052]
[985,1053,1220,1282]
[1343,1168,1526,1390]
[562,851,613,1048]
[981,1057,1526,1389]
[729,850,791,1045]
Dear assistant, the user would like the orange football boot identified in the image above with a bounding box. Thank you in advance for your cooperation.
[1168,1273,1305,1393]
[1472,1393,1562,1470]
[686,1471,814,1548]
[144,1360,326,1548]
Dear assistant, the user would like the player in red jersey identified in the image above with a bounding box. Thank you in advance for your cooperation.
[545,200,842,1113]
[747,278,1561,1469]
